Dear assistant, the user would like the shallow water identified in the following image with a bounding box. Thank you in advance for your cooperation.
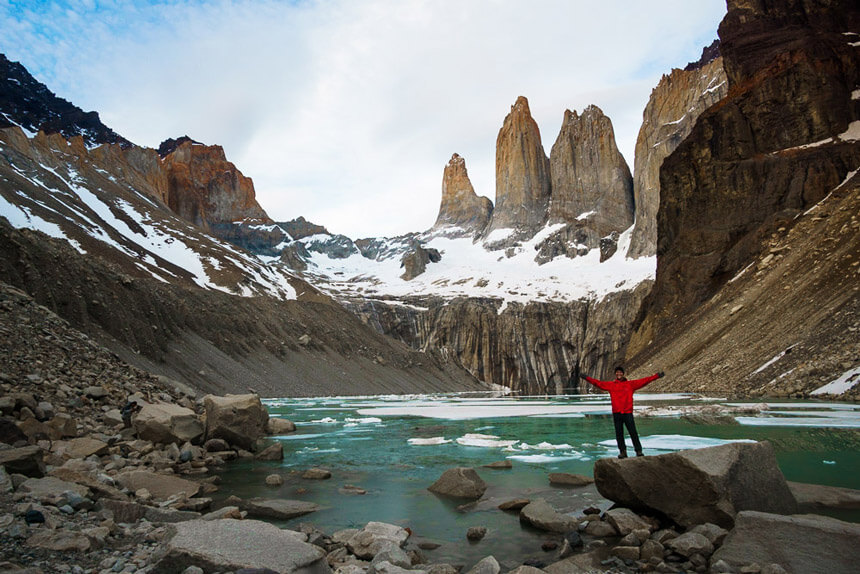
[214,393,860,568]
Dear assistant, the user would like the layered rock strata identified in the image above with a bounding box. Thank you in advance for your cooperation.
[432,153,493,235]
[486,96,551,236]
[631,0,860,346]
[627,55,727,259]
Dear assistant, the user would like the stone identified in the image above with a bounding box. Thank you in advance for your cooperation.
[0,417,27,444]
[584,520,617,537]
[371,547,411,569]
[115,470,200,501]
[482,460,512,470]
[466,526,487,541]
[428,467,486,500]
[17,476,90,503]
[240,498,320,520]
[26,528,91,552]
[203,394,268,451]
[519,499,578,533]
[507,567,544,574]
[83,386,108,399]
[611,546,640,561]
[640,539,664,562]
[265,474,283,486]
[399,242,442,281]
[346,522,410,560]
[432,153,493,235]
[666,532,714,558]
[466,556,500,574]
[255,443,283,461]
[787,481,860,512]
[593,442,797,528]
[688,523,728,546]
[46,413,77,438]
[498,498,530,511]
[134,402,203,445]
[266,417,296,434]
[150,518,327,573]
[0,446,45,477]
[203,438,230,452]
[302,467,332,480]
[547,473,593,487]
[53,437,109,459]
[711,511,860,574]
[604,508,653,535]
[97,498,201,524]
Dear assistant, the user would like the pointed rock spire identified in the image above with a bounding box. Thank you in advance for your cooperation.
[433,153,493,234]
[548,105,633,235]
[486,96,551,235]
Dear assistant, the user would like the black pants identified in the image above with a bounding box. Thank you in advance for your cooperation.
[613,412,642,454]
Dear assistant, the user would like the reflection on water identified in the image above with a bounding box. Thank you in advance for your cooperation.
[213,393,860,568]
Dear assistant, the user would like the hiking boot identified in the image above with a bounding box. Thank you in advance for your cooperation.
[617,452,628,459]
[635,451,645,457]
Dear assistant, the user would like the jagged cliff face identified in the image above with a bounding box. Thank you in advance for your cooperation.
[627,56,727,259]
[161,139,270,231]
[432,153,493,235]
[487,96,552,236]
[627,0,860,395]
[549,105,633,234]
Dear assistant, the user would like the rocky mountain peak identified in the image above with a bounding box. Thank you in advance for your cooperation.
[157,135,202,158]
[159,138,269,231]
[684,39,721,71]
[548,104,633,234]
[0,53,131,149]
[486,95,551,236]
[432,153,493,235]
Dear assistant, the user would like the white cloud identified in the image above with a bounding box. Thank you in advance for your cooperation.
[0,0,726,237]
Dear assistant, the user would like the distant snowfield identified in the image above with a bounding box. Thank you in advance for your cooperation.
[290,223,656,305]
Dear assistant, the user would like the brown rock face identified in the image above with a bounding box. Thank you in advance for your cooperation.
[487,96,551,235]
[631,0,860,350]
[432,153,493,234]
[626,57,727,259]
[161,140,270,230]
[548,105,633,235]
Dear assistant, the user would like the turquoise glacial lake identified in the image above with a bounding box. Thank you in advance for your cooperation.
[213,393,860,569]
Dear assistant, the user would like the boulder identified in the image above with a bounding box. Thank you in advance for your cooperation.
[53,437,109,459]
[466,556,500,574]
[593,441,796,528]
[26,528,91,552]
[240,498,320,520]
[665,532,713,558]
[115,470,200,501]
[0,417,27,444]
[97,499,201,524]
[267,417,296,434]
[466,526,487,541]
[519,499,578,533]
[346,522,410,560]
[688,523,728,546]
[548,473,593,487]
[18,476,91,503]
[303,468,332,480]
[48,468,127,501]
[498,499,530,511]
[47,413,78,438]
[150,518,329,574]
[711,511,860,573]
[134,403,203,445]
[255,443,283,461]
[787,481,860,512]
[428,467,486,500]
[0,445,45,477]
[604,508,652,535]
[203,394,268,451]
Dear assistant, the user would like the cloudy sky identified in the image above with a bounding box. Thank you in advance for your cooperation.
[1,0,726,238]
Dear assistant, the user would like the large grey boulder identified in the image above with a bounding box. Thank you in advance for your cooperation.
[787,481,860,512]
[133,403,203,445]
[712,511,860,573]
[466,556,500,574]
[203,394,268,451]
[53,437,109,459]
[18,476,91,503]
[593,441,796,528]
[519,498,578,533]
[97,499,201,524]
[346,522,410,560]
[151,518,330,573]
[115,470,200,501]
[428,467,486,500]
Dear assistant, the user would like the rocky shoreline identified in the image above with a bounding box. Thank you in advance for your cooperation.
[2,279,860,574]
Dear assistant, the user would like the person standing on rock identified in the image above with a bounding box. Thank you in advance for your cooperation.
[579,367,664,458]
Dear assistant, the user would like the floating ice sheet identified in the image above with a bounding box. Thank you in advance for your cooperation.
[597,434,757,451]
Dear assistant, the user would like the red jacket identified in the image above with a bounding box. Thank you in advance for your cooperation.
[584,374,660,413]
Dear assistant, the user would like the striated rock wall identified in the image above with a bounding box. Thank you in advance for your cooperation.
[628,0,860,363]
[548,105,633,236]
[346,281,652,394]
[432,153,493,235]
[627,56,727,259]
[487,96,552,235]
[160,140,270,231]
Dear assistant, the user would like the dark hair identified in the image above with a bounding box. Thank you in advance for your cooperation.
[614,366,625,373]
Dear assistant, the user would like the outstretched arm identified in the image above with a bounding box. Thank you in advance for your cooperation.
[631,372,664,391]
[580,373,609,391]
